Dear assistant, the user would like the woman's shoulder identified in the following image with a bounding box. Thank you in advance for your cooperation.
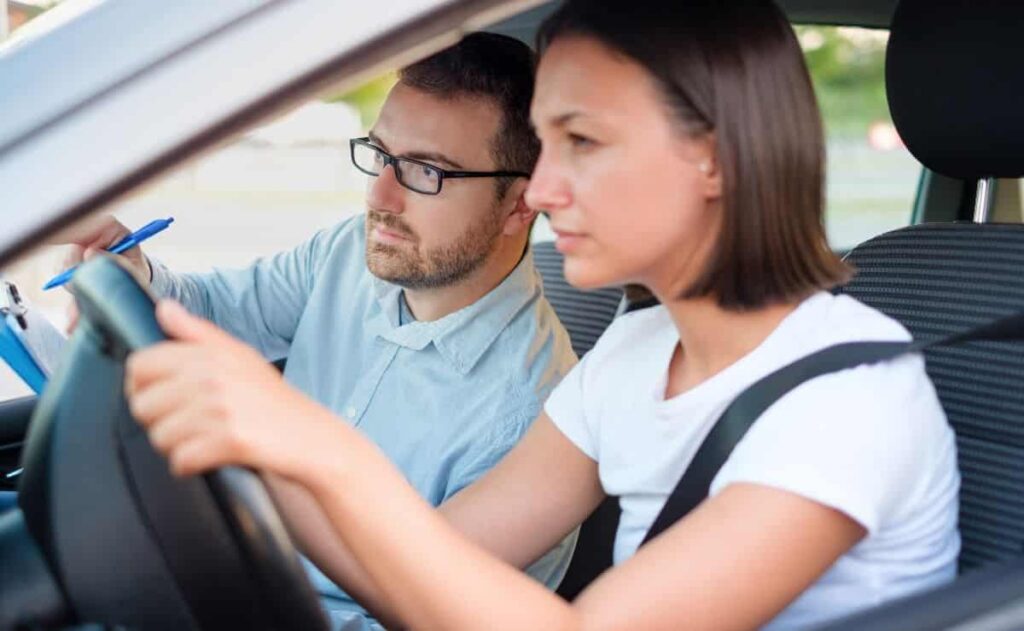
[584,304,675,363]
[791,291,913,346]
[715,297,956,533]
[728,291,951,486]
[776,293,937,418]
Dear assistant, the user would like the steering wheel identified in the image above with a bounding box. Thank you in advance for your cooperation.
[8,256,327,630]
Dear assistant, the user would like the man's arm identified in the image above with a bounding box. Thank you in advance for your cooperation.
[61,214,337,357]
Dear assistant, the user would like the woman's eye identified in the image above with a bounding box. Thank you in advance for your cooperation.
[568,133,596,149]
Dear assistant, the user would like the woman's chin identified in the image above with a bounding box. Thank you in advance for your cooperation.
[563,259,621,292]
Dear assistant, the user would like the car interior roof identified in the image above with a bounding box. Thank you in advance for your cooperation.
[490,0,900,44]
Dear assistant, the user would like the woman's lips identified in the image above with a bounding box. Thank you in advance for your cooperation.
[553,229,587,254]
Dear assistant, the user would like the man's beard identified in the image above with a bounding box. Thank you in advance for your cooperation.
[365,207,505,290]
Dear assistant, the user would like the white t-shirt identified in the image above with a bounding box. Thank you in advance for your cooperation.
[545,292,960,630]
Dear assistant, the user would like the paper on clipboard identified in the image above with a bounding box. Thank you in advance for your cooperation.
[7,308,66,377]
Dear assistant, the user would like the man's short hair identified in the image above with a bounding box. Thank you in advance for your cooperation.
[399,32,539,198]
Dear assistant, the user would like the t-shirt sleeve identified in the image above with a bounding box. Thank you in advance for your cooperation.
[710,353,953,534]
[544,353,599,461]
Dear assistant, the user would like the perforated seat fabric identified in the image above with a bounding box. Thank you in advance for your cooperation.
[839,222,1024,572]
[532,240,623,357]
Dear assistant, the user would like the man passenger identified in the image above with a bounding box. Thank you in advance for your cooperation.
[65,33,577,631]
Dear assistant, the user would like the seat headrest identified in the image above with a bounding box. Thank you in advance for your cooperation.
[886,0,1024,180]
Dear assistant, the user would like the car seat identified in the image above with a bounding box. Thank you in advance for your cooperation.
[822,0,1024,627]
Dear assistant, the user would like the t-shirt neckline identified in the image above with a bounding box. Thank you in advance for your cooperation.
[651,291,830,415]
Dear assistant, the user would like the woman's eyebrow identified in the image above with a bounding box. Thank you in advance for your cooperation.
[538,111,583,129]
[367,130,464,170]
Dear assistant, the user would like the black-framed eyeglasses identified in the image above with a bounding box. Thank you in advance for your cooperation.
[349,137,529,196]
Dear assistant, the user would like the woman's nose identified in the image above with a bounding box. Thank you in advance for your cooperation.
[525,150,572,213]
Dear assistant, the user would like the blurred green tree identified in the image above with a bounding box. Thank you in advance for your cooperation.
[796,26,890,138]
[326,73,397,130]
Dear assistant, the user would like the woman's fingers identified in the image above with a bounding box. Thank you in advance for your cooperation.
[129,372,199,430]
[169,433,249,477]
[146,404,252,476]
[146,405,208,454]
[125,341,217,397]
[122,311,286,477]
[156,300,237,347]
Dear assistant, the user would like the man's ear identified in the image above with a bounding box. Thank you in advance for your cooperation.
[501,179,537,237]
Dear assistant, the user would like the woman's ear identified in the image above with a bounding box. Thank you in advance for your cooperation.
[694,133,723,200]
[701,158,723,200]
[502,179,539,237]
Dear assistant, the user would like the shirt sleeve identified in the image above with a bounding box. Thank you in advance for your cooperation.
[710,353,953,534]
[147,223,343,359]
[543,353,599,461]
[443,399,539,498]
[442,398,580,591]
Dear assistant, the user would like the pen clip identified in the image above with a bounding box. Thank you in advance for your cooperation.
[1,281,28,330]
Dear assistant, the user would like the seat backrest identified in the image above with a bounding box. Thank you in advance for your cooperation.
[837,0,1024,574]
[532,240,623,358]
[840,223,1024,572]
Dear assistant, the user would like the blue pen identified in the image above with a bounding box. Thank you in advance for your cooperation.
[43,217,175,290]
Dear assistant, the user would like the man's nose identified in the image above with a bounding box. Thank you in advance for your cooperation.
[524,149,571,213]
[366,164,405,213]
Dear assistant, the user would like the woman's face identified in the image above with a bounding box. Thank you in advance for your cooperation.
[527,36,722,295]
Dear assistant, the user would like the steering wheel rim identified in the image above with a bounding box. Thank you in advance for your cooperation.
[17,256,327,630]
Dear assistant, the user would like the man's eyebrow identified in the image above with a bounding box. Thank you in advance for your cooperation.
[366,131,464,170]
[403,150,464,170]
[367,130,388,151]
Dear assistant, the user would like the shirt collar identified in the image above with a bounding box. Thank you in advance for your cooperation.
[369,249,541,375]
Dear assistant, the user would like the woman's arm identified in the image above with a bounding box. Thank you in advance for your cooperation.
[276,415,864,631]
[262,414,603,629]
[260,475,399,625]
[127,301,867,631]
[438,414,603,570]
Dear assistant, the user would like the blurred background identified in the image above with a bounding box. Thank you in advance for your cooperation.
[0,2,923,397]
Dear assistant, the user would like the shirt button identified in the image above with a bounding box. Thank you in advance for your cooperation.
[345,406,357,419]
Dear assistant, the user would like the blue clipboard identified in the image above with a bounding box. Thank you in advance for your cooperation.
[0,315,46,394]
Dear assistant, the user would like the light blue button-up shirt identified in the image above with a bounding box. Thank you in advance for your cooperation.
[149,214,578,628]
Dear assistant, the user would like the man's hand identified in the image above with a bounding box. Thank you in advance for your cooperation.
[58,214,150,281]
[60,215,151,332]
[125,300,340,479]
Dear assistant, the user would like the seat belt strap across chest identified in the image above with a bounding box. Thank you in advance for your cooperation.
[639,310,1024,547]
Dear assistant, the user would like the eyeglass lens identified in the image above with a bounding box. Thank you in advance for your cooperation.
[352,143,441,194]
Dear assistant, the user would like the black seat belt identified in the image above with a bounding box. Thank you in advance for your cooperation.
[640,311,1024,547]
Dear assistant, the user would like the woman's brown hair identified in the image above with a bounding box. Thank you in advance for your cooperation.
[539,0,849,310]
